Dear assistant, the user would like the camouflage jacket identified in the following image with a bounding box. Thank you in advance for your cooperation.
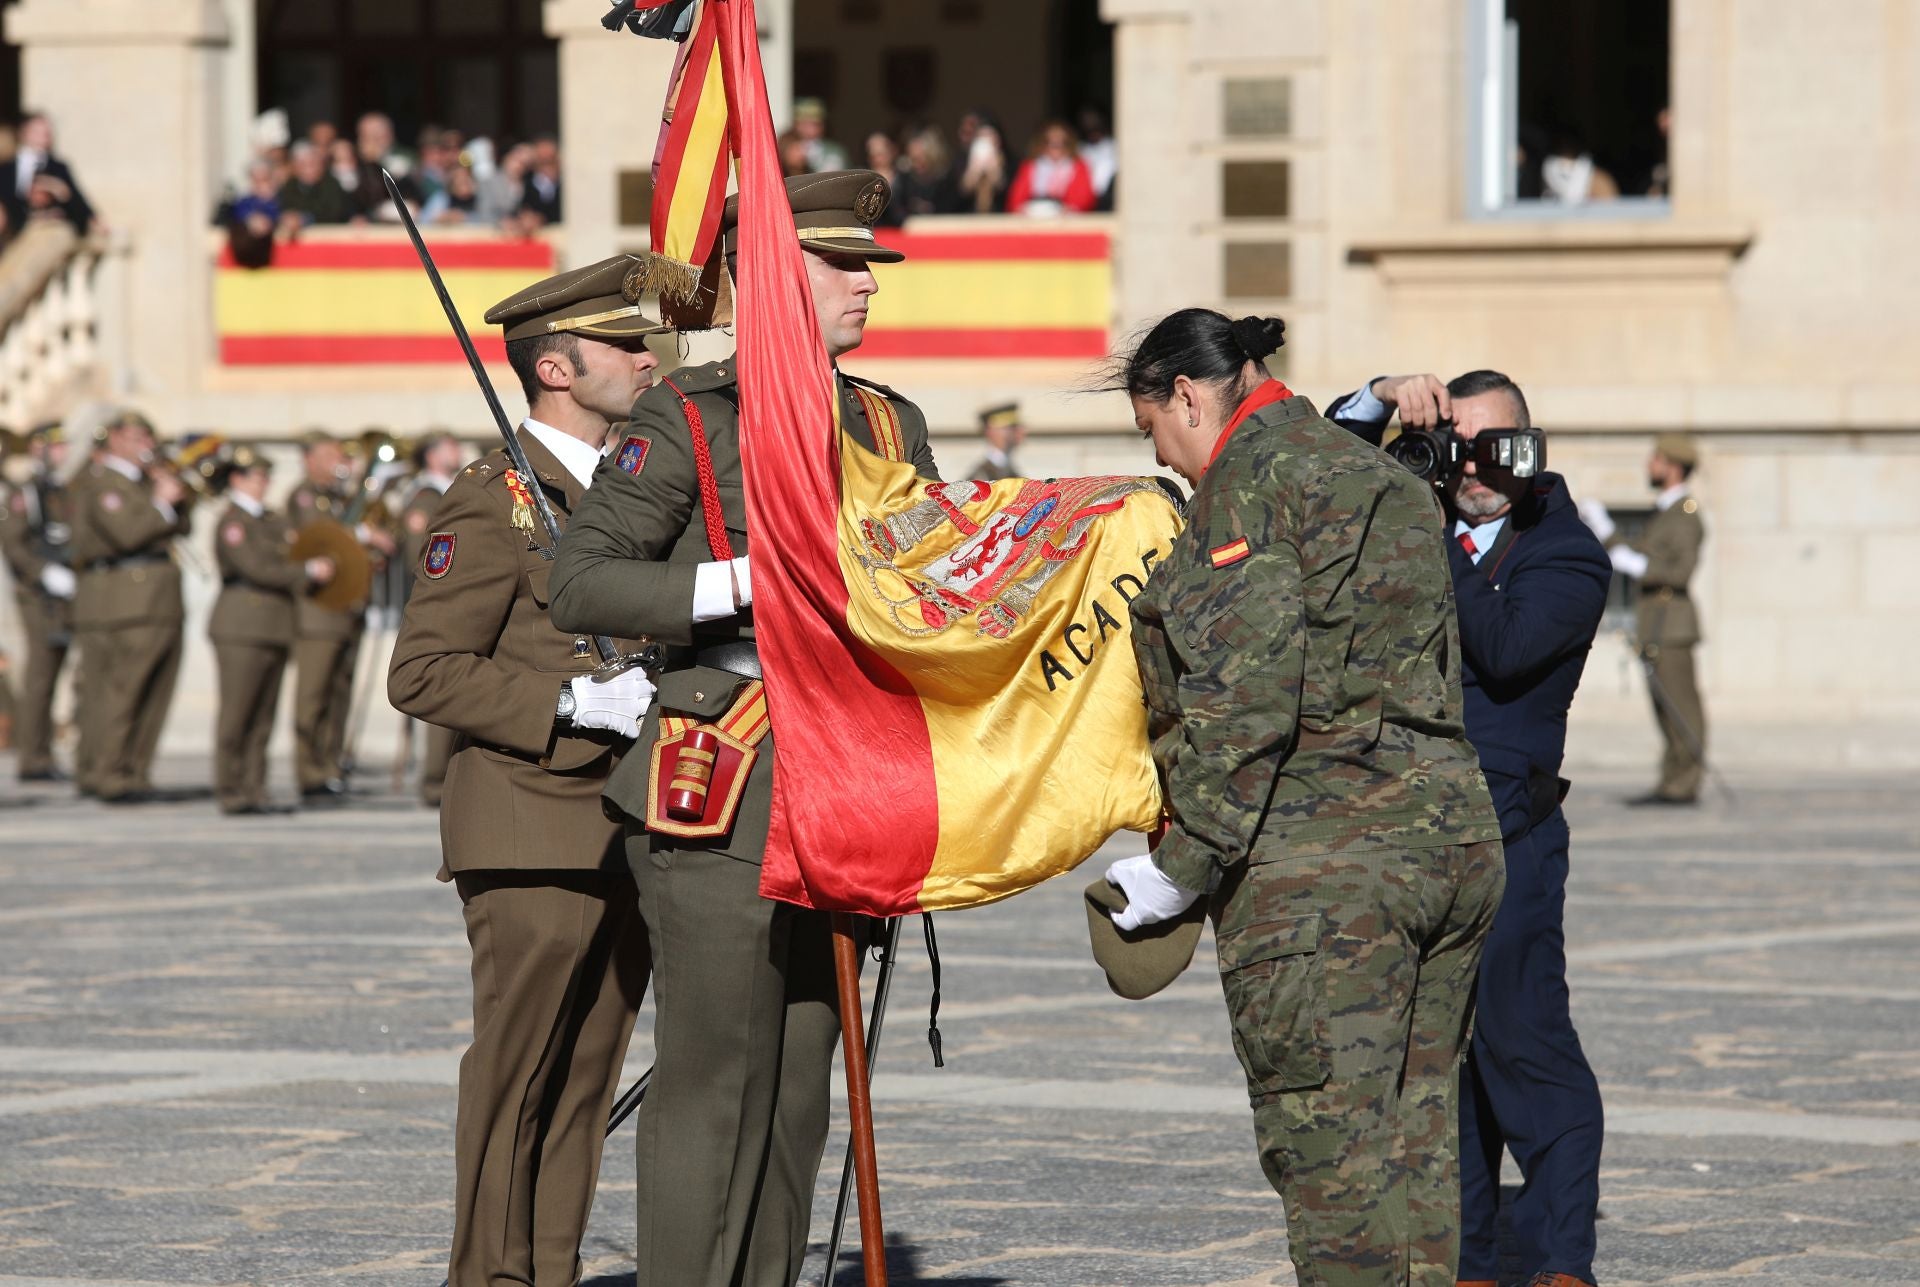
[1129,393,1499,892]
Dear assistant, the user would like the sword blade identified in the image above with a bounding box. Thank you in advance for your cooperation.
[379,168,621,666]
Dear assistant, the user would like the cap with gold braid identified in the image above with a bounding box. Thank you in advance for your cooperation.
[978,403,1021,433]
[721,169,904,263]
[483,253,671,343]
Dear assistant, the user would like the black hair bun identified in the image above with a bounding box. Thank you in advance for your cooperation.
[1229,316,1286,363]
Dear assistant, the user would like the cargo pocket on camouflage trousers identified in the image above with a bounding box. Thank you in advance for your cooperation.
[1217,911,1329,1101]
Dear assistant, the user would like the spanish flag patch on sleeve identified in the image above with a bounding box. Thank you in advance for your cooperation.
[1209,537,1252,569]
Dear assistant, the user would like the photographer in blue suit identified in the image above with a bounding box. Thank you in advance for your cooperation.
[1328,370,1611,1287]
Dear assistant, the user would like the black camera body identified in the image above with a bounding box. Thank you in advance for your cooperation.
[1387,422,1547,489]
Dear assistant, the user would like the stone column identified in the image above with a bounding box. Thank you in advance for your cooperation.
[1100,0,1200,333]
[543,0,679,268]
[5,0,230,403]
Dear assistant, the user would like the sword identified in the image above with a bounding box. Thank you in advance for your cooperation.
[380,167,628,668]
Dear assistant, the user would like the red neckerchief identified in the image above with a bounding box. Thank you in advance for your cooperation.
[1207,378,1294,467]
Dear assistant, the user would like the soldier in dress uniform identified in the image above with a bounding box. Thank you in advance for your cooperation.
[208,446,335,815]
[1579,433,1708,805]
[286,431,394,803]
[549,170,939,1287]
[398,431,464,807]
[1103,310,1503,1287]
[966,401,1025,482]
[0,422,77,782]
[68,410,192,803]
[387,254,662,1287]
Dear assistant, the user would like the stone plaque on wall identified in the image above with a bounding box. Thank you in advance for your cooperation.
[1223,78,1291,138]
[618,170,653,228]
[1223,160,1290,219]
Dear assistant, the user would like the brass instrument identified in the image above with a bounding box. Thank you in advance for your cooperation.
[153,431,228,499]
[291,430,401,615]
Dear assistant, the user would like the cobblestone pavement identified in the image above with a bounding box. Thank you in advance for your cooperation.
[1,760,1918,1286]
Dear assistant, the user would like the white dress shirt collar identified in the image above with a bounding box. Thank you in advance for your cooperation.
[227,491,265,518]
[102,454,144,483]
[1655,483,1689,512]
[520,418,602,490]
[1452,514,1508,565]
[417,469,456,496]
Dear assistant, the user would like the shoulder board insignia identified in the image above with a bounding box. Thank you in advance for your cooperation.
[221,521,245,548]
[1209,537,1251,569]
[616,435,651,476]
[423,531,456,579]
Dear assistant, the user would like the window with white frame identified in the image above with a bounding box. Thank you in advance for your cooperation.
[1467,0,1671,218]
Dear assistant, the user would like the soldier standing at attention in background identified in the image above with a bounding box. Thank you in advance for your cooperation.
[387,255,661,1287]
[550,171,939,1287]
[966,401,1025,481]
[208,447,334,815]
[398,430,464,807]
[1,422,77,782]
[1579,433,1708,805]
[1102,309,1503,1287]
[286,432,393,804]
[68,411,192,804]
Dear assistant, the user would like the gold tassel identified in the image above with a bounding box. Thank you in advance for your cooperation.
[641,253,706,306]
[510,500,536,539]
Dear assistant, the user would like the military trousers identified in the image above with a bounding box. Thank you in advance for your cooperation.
[450,869,649,1287]
[78,621,181,800]
[1212,833,1505,1287]
[213,642,288,813]
[294,629,360,789]
[12,596,71,777]
[1646,644,1706,802]
[627,837,847,1287]
[1458,810,1603,1285]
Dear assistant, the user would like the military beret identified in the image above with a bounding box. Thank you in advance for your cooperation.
[1083,874,1207,1001]
[722,169,903,263]
[1654,432,1699,468]
[484,253,669,344]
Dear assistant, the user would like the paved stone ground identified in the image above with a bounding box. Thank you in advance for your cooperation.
[2,757,1918,1286]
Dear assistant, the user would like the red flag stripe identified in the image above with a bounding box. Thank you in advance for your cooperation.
[216,242,553,271]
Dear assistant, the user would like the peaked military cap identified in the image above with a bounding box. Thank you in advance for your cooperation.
[1654,432,1699,468]
[485,253,670,343]
[978,403,1021,432]
[27,420,64,445]
[722,169,903,263]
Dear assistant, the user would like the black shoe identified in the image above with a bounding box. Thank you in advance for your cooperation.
[18,768,68,783]
[1626,792,1698,807]
[100,790,154,806]
[301,782,347,806]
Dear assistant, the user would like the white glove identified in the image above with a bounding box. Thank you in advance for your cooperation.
[39,564,76,599]
[1575,497,1616,543]
[1105,854,1201,932]
[567,667,656,739]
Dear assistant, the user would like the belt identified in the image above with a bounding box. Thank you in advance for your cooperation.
[87,553,169,572]
[695,640,761,680]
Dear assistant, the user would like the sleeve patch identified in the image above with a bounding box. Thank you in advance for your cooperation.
[616,435,651,476]
[100,490,123,513]
[221,522,245,548]
[1208,538,1251,569]
[423,532,457,579]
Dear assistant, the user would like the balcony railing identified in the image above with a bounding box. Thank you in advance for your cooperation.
[0,222,108,426]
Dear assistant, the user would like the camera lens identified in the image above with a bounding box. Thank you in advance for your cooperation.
[1388,434,1440,480]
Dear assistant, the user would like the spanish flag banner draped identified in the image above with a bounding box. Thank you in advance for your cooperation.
[705,0,1179,916]
[640,0,731,303]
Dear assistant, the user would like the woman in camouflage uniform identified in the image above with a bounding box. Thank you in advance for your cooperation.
[1105,309,1505,1287]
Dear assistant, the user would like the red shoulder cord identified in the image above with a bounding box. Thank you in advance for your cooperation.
[661,377,735,561]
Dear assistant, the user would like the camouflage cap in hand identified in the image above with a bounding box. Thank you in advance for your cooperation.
[485,253,671,343]
[1084,875,1207,1001]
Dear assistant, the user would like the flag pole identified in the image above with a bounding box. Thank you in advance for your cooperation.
[831,913,888,1285]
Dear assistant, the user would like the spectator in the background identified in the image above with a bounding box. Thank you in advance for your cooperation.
[952,110,1008,213]
[307,119,339,156]
[1006,120,1097,215]
[1539,129,1618,205]
[479,141,531,225]
[894,127,955,217]
[423,164,483,225]
[278,141,355,230]
[328,137,362,199]
[1076,108,1117,210]
[12,112,98,235]
[777,129,810,179]
[227,160,282,230]
[791,98,847,172]
[506,135,562,233]
[353,111,420,219]
[863,132,906,228]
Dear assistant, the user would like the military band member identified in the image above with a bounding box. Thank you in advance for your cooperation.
[967,401,1025,482]
[68,411,192,803]
[1580,434,1708,805]
[209,447,335,815]
[1,422,77,782]
[550,171,938,1287]
[399,430,465,807]
[1103,310,1503,1287]
[287,432,394,803]
[387,255,662,1287]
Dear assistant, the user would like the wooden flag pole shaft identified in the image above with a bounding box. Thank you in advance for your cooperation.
[831,913,887,1286]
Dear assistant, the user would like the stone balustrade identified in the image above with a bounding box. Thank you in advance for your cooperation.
[0,222,107,428]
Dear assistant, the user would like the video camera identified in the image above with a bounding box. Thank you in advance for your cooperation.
[1387,423,1547,490]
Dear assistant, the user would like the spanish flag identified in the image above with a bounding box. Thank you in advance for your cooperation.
[707,0,1177,915]
[643,0,732,303]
